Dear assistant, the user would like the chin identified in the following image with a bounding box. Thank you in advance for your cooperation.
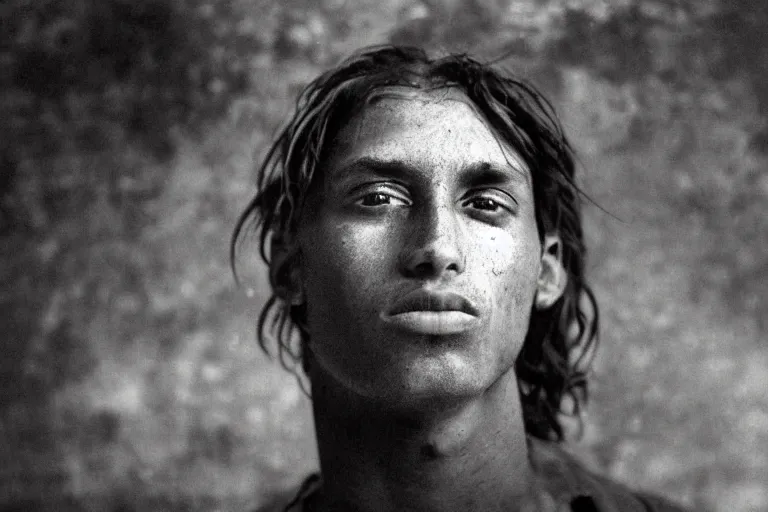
[311,325,514,409]
[384,355,495,404]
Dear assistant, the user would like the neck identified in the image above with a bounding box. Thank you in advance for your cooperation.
[309,365,533,512]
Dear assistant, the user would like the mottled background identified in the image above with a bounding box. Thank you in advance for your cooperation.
[1,0,766,511]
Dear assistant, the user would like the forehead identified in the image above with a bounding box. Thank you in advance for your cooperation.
[326,88,528,176]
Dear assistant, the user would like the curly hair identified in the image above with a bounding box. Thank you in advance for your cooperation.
[231,45,599,442]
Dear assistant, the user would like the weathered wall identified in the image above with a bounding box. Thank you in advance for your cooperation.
[1,1,766,511]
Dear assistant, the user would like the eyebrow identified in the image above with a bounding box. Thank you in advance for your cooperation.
[460,161,531,190]
[333,157,531,189]
[333,157,416,185]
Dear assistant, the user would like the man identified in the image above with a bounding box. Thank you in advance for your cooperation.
[233,46,688,512]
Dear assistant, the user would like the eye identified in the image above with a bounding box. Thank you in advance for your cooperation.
[355,190,410,208]
[462,190,516,215]
[466,197,502,212]
[359,192,394,206]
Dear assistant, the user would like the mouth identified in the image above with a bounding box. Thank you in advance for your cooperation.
[382,289,480,335]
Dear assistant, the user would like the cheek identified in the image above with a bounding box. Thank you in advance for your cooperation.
[482,232,541,319]
[298,220,397,389]
[300,220,392,323]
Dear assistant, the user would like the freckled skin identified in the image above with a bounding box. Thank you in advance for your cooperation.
[285,89,569,512]
[298,91,543,412]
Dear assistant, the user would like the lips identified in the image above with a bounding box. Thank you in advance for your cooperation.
[382,289,480,335]
[389,290,479,316]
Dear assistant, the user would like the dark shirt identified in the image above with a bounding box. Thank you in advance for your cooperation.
[255,437,689,512]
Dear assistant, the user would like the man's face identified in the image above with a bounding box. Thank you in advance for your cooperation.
[295,89,546,410]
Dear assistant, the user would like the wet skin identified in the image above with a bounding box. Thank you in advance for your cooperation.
[297,89,545,412]
[285,88,566,512]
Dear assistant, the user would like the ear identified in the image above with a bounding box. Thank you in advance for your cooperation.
[535,233,567,310]
[269,233,305,306]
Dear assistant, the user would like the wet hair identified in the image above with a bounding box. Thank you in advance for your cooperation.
[231,45,599,442]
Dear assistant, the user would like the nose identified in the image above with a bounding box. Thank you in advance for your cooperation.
[399,202,466,280]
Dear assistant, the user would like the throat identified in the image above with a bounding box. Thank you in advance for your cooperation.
[408,401,486,459]
[311,366,534,512]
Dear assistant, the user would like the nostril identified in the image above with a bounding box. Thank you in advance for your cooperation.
[400,242,466,279]
[445,262,460,273]
[409,261,435,278]
[405,257,461,279]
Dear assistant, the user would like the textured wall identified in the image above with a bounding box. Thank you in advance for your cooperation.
[1,1,766,511]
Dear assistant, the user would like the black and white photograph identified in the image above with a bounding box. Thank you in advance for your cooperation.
[1,1,766,511]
